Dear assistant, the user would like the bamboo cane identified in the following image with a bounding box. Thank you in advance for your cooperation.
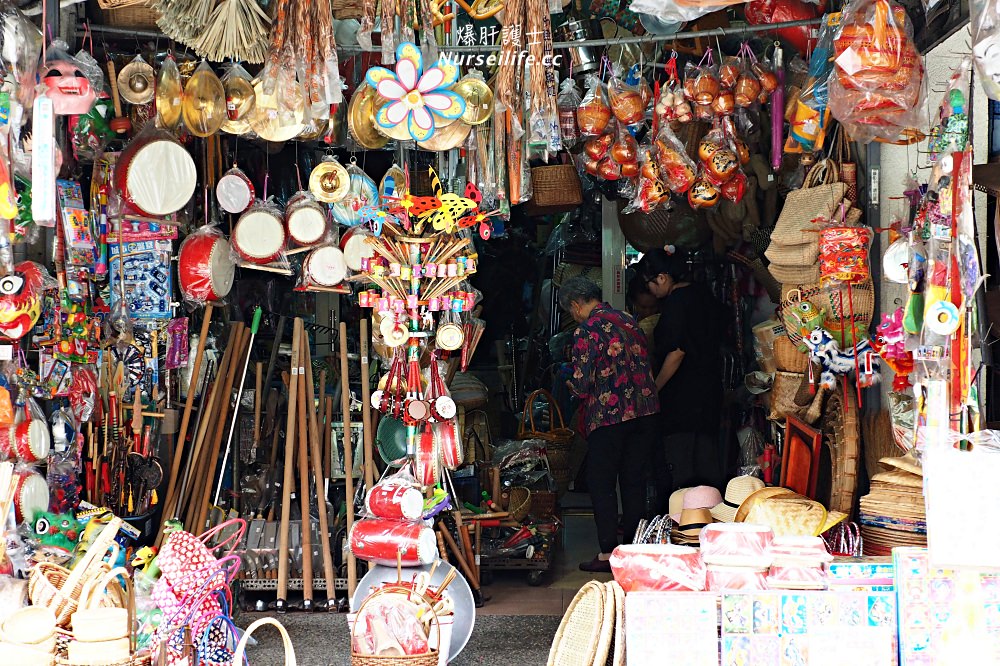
[277,318,302,612]
[360,319,375,491]
[340,322,358,600]
[296,330,313,609]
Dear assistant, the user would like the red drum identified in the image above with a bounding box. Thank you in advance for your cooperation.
[114,134,197,216]
[340,226,376,272]
[178,229,236,303]
[405,398,430,424]
[415,426,438,487]
[232,206,285,264]
[365,482,424,520]
[0,421,51,463]
[303,246,347,286]
[434,420,463,471]
[286,192,327,247]
[431,395,457,422]
[13,469,48,524]
[349,518,438,567]
[216,167,255,214]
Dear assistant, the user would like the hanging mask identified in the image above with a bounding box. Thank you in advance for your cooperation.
[0,262,45,340]
[42,59,96,115]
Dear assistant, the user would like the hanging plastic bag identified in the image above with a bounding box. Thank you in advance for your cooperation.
[608,74,645,125]
[557,78,582,148]
[828,0,927,144]
[177,225,237,307]
[576,75,612,137]
[972,0,1000,101]
[653,124,697,194]
[785,14,839,153]
[623,143,669,214]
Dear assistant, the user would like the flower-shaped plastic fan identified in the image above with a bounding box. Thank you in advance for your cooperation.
[366,42,464,142]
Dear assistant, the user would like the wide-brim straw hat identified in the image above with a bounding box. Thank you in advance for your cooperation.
[670,485,723,522]
[879,451,922,477]
[711,475,766,522]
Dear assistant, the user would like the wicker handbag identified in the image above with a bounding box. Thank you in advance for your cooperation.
[768,162,847,249]
[29,518,124,629]
[233,618,296,665]
[57,568,150,666]
[350,590,440,666]
[773,336,809,373]
[519,389,575,449]
[523,162,583,215]
[832,125,858,204]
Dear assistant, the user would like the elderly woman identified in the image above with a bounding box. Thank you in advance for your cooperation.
[559,277,660,572]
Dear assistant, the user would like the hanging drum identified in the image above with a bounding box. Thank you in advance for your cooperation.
[178,230,236,303]
[303,245,347,287]
[115,133,197,216]
[340,225,375,272]
[0,420,50,463]
[13,469,48,523]
[216,166,255,214]
[232,204,286,264]
[286,192,328,247]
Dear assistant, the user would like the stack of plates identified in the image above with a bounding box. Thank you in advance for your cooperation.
[859,459,926,556]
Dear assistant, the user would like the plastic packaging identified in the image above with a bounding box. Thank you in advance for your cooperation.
[608,75,645,125]
[819,225,873,285]
[609,544,706,592]
[41,40,96,116]
[706,565,768,591]
[972,0,1000,101]
[785,15,839,153]
[349,518,438,567]
[352,594,432,657]
[700,523,774,567]
[177,226,237,306]
[576,75,612,137]
[366,479,424,521]
[630,0,743,25]
[232,201,290,271]
[654,124,697,194]
[114,124,197,217]
[828,0,927,143]
[623,143,669,214]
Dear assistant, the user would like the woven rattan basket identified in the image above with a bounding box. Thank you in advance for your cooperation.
[548,582,607,666]
[524,164,583,215]
[774,336,810,373]
[98,3,160,28]
[822,386,860,515]
[508,487,531,523]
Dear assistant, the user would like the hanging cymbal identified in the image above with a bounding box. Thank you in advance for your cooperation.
[309,160,351,203]
[155,58,183,130]
[349,83,389,150]
[249,78,305,142]
[221,69,255,135]
[181,62,227,137]
[118,55,155,105]
[453,76,494,125]
[417,119,472,151]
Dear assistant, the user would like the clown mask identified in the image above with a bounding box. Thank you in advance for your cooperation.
[43,59,96,115]
[0,262,45,340]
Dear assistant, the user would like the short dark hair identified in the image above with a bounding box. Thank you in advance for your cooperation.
[558,276,602,311]
[638,249,689,283]
[627,273,653,305]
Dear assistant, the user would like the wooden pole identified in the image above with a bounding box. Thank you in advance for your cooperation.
[323,397,333,481]
[303,331,336,609]
[359,319,375,491]
[296,330,313,610]
[277,318,302,613]
[157,304,213,545]
[340,322,358,601]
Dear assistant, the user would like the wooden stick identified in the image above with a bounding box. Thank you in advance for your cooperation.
[277,319,302,612]
[253,362,263,462]
[295,331,313,609]
[303,332,336,609]
[437,524,476,588]
[191,325,251,532]
[437,530,449,563]
[453,511,479,587]
[359,319,375,491]
[179,323,242,527]
[323,396,333,481]
[340,322,358,600]
[262,315,286,399]
[157,304,213,545]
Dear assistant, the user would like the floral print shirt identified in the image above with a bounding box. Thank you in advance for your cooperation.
[568,303,660,435]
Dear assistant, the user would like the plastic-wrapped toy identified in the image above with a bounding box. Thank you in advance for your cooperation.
[654,124,697,193]
[803,326,880,390]
[0,262,49,340]
[577,75,611,137]
[870,309,914,391]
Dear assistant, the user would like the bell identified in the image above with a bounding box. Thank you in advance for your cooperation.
[118,55,155,105]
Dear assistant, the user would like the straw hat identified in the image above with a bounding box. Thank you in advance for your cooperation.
[879,451,922,476]
[672,507,714,545]
[711,475,766,522]
[666,487,691,521]
[669,485,722,523]
[745,496,848,538]
[735,487,796,523]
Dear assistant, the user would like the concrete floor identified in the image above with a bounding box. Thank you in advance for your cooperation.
[237,495,606,664]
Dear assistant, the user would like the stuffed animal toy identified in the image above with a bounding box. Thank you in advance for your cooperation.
[785,298,825,351]
[870,308,913,391]
[73,509,127,568]
[803,326,880,390]
[32,511,81,564]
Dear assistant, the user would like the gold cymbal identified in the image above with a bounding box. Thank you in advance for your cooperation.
[155,58,183,130]
[181,62,226,138]
[249,78,305,142]
[221,72,255,135]
[453,76,494,125]
[309,160,351,203]
[349,83,389,150]
[417,119,472,151]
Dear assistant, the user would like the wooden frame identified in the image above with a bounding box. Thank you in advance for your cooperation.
[781,415,823,500]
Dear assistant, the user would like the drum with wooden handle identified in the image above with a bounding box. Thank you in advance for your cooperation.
[216,166,255,214]
[233,205,286,264]
[178,229,236,303]
[114,133,196,216]
[13,469,48,523]
[302,246,347,287]
[286,192,327,247]
[339,225,376,272]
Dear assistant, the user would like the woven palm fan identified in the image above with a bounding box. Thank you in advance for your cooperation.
[193,0,272,64]
[821,385,860,515]
[154,0,215,44]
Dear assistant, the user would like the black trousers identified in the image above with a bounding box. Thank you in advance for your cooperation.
[664,431,723,492]
[586,415,657,554]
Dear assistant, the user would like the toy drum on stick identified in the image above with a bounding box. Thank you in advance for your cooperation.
[233,205,286,264]
[348,518,437,567]
[286,192,327,247]
[365,482,424,521]
[13,420,50,464]
[178,228,236,303]
[13,469,48,523]
[340,226,375,272]
[115,132,197,216]
[216,166,255,214]
[434,421,462,471]
[303,246,347,287]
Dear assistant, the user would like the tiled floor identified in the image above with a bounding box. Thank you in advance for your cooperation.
[478,496,613,616]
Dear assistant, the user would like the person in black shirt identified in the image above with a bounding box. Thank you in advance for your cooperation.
[637,250,725,492]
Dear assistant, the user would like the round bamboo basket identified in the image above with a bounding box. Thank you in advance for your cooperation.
[822,387,860,515]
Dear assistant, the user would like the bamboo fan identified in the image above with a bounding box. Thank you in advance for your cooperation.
[155,0,216,44]
[193,0,272,64]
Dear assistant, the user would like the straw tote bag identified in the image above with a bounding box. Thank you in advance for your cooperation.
[832,125,858,204]
[767,161,847,251]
